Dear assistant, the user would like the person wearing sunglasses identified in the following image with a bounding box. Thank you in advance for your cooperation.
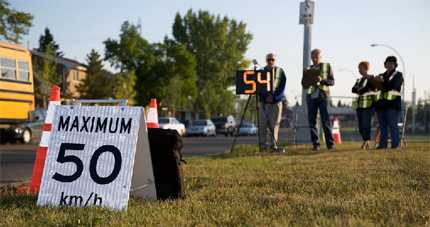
[258,53,287,150]
[301,49,335,151]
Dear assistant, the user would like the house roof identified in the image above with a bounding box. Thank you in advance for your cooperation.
[30,50,86,71]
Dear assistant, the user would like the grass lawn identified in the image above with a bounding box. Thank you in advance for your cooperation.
[1,140,429,226]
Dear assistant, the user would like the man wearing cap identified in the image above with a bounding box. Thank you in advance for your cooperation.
[259,53,287,150]
[372,56,404,149]
[301,49,335,150]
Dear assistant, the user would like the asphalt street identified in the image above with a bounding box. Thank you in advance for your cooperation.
[2,129,427,186]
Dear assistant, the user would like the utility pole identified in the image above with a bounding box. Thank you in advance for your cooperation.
[292,0,315,145]
[412,76,416,135]
[301,0,314,106]
[425,91,427,132]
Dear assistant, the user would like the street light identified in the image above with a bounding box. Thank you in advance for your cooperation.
[339,69,358,80]
[371,44,405,100]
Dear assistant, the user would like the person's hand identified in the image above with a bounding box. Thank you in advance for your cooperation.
[265,96,274,104]
[357,87,364,92]
[374,76,383,83]
[314,76,322,82]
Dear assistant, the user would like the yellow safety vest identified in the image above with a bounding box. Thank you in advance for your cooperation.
[354,78,374,109]
[305,63,330,94]
[374,71,402,101]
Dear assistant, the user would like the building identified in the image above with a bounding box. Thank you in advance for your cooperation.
[30,50,87,107]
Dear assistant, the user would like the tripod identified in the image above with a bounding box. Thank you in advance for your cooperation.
[230,63,284,153]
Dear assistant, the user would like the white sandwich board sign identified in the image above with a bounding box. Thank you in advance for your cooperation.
[37,105,157,210]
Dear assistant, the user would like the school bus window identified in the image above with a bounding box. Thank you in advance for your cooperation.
[18,60,29,81]
[1,57,17,79]
[72,70,79,81]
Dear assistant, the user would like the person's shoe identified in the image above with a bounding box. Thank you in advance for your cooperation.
[274,148,285,153]
[327,146,334,150]
[391,147,399,149]
[376,147,386,149]
[312,145,320,151]
[260,145,268,149]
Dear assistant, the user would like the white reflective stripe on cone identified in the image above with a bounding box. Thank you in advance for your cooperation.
[147,108,158,122]
[45,101,61,124]
[332,128,340,134]
[40,131,51,147]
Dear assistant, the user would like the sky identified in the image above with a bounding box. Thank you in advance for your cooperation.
[8,0,430,107]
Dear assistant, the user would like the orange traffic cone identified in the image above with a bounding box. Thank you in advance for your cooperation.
[146,99,159,128]
[332,116,342,144]
[376,128,380,142]
[17,86,61,193]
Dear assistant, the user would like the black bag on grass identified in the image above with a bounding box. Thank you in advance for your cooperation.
[147,128,186,200]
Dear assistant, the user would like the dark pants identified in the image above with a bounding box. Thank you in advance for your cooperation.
[356,108,374,141]
[376,109,400,148]
[307,99,334,148]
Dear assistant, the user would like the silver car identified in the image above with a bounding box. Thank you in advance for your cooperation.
[186,119,216,137]
[237,123,258,136]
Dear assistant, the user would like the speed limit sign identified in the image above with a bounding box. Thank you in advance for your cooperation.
[37,106,157,210]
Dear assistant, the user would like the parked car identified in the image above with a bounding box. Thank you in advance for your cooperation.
[186,119,216,137]
[211,115,236,136]
[0,108,46,143]
[158,117,186,136]
[237,123,258,136]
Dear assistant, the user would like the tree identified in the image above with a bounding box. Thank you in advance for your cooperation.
[295,101,300,106]
[170,9,253,119]
[330,100,335,107]
[112,71,137,106]
[160,42,197,116]
[104,21,151,106]
[33,45,62,108]
[0,0,33,44]
[104,21,197,111]
[337,100,343,107]
[35,27,64,57]
[75,49,111,99]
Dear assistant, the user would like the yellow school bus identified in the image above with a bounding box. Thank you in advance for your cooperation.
[0,41,35,123]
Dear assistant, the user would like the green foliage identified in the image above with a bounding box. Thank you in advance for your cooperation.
[75,49,111,100]
[33,45,62,108]
[104,21,196,109]
[1,140,429,226]
[170,9,253,118]
[162,42,197,112]
[0,0,33,44]
[104,21,149,73]
[35,27,64,57]
[112,71,137,106]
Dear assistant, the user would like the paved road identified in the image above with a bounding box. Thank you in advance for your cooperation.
[0,131,271,185]
[2,129,426,186]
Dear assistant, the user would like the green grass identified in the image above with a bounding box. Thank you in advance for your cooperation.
[1,140,429,226]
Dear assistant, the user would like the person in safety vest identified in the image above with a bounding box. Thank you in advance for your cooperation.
[259,53,287,150]
[301,49,335,151]
[352,61,376,149]
[372,56,404,149]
